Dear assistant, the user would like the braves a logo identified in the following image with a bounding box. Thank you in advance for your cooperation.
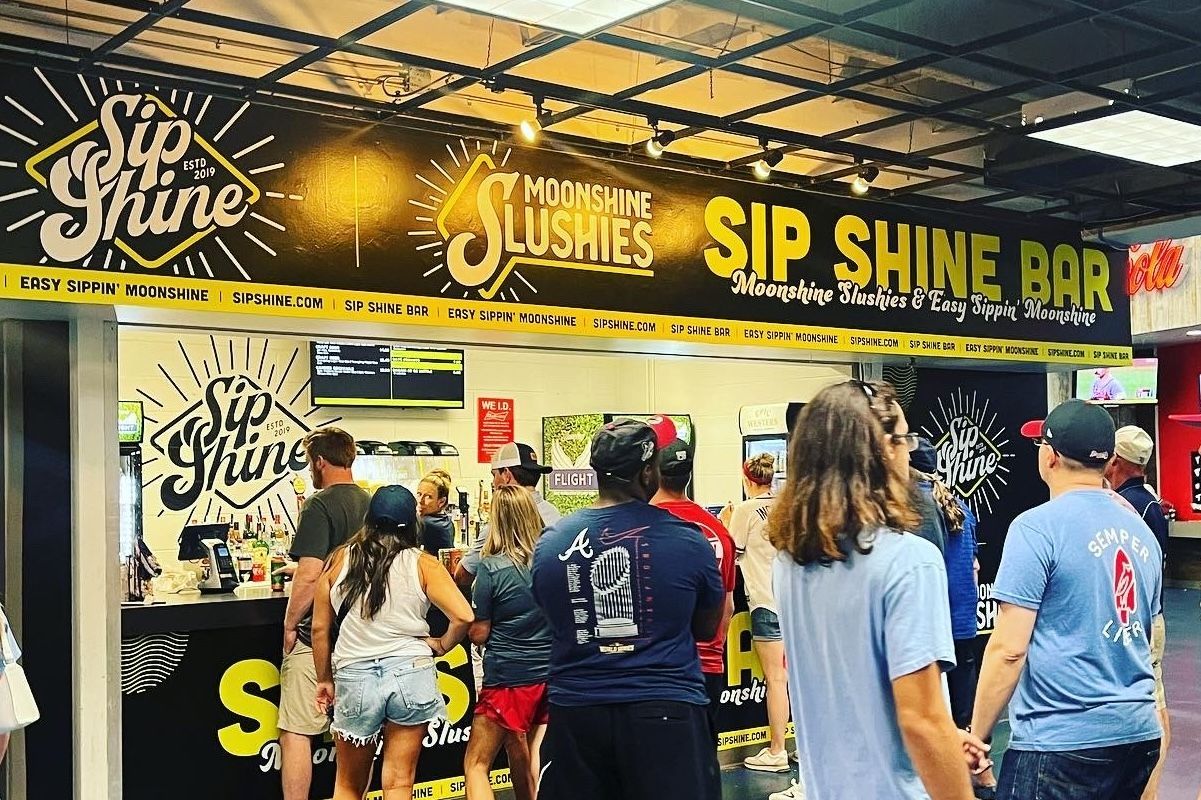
[1114,547,1136,626]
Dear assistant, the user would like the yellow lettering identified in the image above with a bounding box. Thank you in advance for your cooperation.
[1083,248,1113,311]
[752,202,768,279]
[932,229,968,297]
[703,196,747,278]
[726,611,764,686]
[446,172,515,288]
[437,646,472,725]
[834,215,872,287]
[915,225,929,289]
[217,659,280,758]
[1052,243,1082,307]
[1022,240,1051,301]
[971,234,1001,301]
[632,220,653,269]
[875,221,911,293]
[771,206,810,282]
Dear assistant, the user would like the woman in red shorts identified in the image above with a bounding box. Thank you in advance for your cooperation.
[463,485,552,800]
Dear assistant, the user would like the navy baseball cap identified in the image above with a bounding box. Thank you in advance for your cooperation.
[659,436,696,477]
[591,416,677,481]
[1021,399,1115,466]
[368,485,418,528]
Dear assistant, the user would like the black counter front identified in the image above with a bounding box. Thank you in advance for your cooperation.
[120,592,507,800]
[121,593,776,800]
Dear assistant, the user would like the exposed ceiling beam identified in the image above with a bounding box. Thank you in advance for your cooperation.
[81,0,192,66]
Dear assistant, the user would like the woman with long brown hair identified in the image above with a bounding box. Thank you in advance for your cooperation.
[312,485,473,800]
[768,380,986,800]
[462,485,552,800]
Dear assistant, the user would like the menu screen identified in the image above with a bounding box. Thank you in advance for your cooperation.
[310,342,465,408]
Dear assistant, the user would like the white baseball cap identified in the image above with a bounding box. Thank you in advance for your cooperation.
[1114,425,1154,466]
[490,442,552,474]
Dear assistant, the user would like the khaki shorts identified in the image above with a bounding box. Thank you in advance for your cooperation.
[1151,614,1167,711]
[278,642,331,736]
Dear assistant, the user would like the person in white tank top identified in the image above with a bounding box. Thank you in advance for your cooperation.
[312,485,473,800]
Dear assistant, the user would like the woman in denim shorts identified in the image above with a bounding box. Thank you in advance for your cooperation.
[313,485,473,800]
[462,486,553,800]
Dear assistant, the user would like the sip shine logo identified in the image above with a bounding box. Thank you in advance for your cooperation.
[409,138,655,302]
[921,389,1014,516]
[1,67,302,279]
[140,335,342,528]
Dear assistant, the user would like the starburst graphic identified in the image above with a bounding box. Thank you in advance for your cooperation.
[0,68,305,282]
[921,389,1014,517]
[138,335,342,532]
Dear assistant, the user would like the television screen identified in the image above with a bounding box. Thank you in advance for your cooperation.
[1075,359,1158,404]
[310,342,465,408]
[118,401,144,444]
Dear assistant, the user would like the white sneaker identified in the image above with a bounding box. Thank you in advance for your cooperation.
[769,780,806,800]
[744,747,790,773]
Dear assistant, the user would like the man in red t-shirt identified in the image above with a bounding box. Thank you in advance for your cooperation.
[652,436,737,739]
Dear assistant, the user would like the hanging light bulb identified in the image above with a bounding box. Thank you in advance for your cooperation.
[851,164,880,195]
[753,149,783,179]
[646,129,676,158]
[519,97,548,144]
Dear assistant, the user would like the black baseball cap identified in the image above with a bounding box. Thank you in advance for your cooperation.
[1021,399,1115,466]
[911,437,938,474]
[368,485,418,528]
[659,436,695,477]
[591,416,677,481]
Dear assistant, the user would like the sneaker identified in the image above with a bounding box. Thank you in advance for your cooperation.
[744,747,790,773]
[769,780,806,800]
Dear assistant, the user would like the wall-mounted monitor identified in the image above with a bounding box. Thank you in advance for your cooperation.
[310,342,465,409]
[1074,359,1158,405]
[118,400,144,444]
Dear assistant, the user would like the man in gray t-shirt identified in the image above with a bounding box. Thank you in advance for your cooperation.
[279,429,369,800]
[455,442,560,587]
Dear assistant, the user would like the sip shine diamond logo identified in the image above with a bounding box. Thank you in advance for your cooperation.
[921,389,1015,516]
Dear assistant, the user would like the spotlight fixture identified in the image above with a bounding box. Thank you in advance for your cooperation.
[519,97,549,144]
[646,126,676,159]
[851,164,880,195]
[753,146,784,179]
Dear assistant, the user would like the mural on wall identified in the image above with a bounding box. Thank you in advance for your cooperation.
[906,369,1048,635]
[138,334,341,533]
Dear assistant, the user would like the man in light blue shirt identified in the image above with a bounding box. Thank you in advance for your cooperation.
[972,400,1162,800]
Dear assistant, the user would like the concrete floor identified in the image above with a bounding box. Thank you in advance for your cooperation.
[722,587,1200,800]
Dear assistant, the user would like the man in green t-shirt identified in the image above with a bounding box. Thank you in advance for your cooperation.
[279,428,369,800]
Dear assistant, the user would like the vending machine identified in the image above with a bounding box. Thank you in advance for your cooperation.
[738,403,803,496]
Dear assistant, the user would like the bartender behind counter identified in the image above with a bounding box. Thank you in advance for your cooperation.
[280,428,371,800]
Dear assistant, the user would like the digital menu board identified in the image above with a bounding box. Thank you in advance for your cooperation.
[310,342,465,408]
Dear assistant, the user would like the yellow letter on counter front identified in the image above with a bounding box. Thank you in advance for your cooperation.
[704,196,748,278]
[1083,248,1113,311]
[1021,240,1051,301]
[217,659,281,758]
[834,215,872,287]
[726,610,765,687]
[436,645,472,725]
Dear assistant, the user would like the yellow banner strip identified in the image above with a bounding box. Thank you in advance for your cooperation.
[0,263,1132,366]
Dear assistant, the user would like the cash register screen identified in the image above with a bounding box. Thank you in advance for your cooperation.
[177,522,231,561]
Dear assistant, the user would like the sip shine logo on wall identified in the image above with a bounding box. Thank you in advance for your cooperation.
[920,389,1015,516]
[0,67,301,279]
[140,335,342,528]
[410,138,655,302]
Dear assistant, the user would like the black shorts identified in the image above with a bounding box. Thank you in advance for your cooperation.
[703,672,724,745]
[539,701,721,800]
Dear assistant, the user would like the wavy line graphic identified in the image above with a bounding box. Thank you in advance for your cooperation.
[882,363,918,411]
[121,632,189,695]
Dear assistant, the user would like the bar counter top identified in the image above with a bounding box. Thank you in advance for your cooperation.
[121,590,288,636]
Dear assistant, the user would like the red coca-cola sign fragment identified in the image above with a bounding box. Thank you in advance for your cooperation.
[1128,240,1186,295]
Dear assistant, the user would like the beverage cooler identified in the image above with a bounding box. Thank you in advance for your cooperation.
[117,400,145,561]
